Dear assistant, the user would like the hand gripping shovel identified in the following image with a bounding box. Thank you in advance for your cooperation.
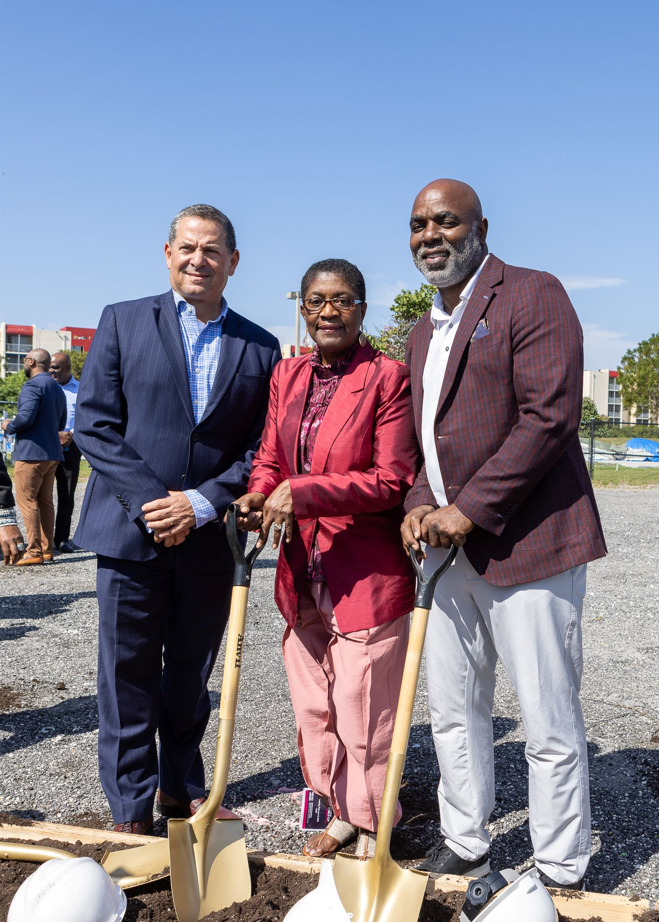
[288,544,458,922]
[101,504,263,908]
[168,503,264,922]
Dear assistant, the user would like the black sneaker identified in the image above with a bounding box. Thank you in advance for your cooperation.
[57,540,76,553]
[417,840,490,877]
[537,869,585,891]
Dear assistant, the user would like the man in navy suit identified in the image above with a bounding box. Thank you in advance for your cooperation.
[2,348,67,566]
[74,204,281,833]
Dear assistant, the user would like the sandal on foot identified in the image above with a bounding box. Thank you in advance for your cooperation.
[302,817,358,857]
[355,830,377,860]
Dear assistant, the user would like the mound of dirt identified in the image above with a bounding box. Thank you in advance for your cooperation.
[0,837,617,922]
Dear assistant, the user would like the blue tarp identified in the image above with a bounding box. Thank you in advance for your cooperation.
[626,438,659,461]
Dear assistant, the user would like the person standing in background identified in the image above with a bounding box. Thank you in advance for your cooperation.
[0,453,26,564]
[50,351,81,553]
[1,349,67,566]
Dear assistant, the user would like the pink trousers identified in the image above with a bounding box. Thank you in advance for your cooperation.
[282,581,409,831]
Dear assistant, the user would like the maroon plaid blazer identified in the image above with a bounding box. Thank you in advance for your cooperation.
[405,254,606,586]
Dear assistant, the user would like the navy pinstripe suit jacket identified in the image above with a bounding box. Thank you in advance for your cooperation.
[405,254,607,586]
[74,291,281,570]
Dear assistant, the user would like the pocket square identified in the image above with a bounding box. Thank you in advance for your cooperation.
[471,319,490,343]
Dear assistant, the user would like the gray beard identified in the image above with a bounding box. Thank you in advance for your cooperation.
[412,224,483,288]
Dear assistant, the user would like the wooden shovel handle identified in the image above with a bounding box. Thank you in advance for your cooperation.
[375,545,458,860]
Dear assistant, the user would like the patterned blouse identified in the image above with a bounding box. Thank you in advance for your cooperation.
[299,342,358,581]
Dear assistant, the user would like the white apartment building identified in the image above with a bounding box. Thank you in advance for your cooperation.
[583,369,654,424]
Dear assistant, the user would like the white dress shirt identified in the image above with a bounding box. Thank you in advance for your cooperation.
[421,255,489,507]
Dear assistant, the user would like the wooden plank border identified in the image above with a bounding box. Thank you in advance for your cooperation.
[0,823,652,920]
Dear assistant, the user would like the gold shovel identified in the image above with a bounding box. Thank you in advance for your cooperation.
[101,503,264,909]
[168,503,263,921]
[332,544,458,922]
[1,842,77,863]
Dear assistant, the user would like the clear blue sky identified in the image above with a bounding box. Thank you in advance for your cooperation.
[1,0,657,369]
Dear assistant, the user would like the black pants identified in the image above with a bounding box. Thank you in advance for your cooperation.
[96,551,233,823]
[54,441,82,545]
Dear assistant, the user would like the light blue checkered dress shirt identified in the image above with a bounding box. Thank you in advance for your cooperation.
[174,290,229,527]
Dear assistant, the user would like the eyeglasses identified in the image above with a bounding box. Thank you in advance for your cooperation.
[301,297,365,313]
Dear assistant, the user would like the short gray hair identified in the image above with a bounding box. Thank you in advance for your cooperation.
[168,204,236,252]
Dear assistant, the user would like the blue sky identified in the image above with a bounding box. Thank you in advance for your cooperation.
[1,0,657,370]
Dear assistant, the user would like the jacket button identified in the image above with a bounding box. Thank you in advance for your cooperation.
[191,434,199,442]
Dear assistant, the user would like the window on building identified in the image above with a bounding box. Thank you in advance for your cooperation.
[5,334,33,374]
[636,407,650,424]
[608,377,621,424]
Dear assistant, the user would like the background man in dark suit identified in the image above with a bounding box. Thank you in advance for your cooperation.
[74,204,281,833]
[2,349,67,566]
[0,455,26,564]
[401,180,606,889]
[50,351,81,553]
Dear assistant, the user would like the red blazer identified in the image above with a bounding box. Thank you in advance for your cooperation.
[248,340,418,632]
[405,254,607,587]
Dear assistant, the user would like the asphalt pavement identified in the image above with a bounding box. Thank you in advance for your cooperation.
[0,485,657,901]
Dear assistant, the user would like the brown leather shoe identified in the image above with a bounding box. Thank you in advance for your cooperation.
[43,553,53,561]
[157,789,239,821]
[15,556,43,567]
[113,817,154,835]
[190,798,241,820]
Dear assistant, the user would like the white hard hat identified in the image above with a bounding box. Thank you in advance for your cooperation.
[283,860,352,922]
[460,868,557,922]
[8,857,127,922]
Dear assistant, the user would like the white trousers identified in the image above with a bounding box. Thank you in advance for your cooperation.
[423,547,590,885]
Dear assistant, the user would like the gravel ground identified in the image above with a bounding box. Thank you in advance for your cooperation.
[1,485,657,902]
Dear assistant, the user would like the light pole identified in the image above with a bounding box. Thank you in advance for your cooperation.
[286,291,301,356]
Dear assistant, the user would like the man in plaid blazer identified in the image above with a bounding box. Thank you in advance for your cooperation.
[401,179,606,889]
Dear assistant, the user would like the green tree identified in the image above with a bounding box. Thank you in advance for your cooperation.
[369,283,436,361]
[0,372,25,409]
[63,349,87,379]
[618,333,659,419]
[581,396,600,423]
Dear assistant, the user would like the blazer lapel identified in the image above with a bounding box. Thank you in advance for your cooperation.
[435,255,504,417]
[199,309,246,423]
[413,311,433,407]
[285,361,314,475]
[153,292,195,427]
[311,342,373,474]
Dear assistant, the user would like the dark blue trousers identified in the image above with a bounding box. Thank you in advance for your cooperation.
[96,550,233,823]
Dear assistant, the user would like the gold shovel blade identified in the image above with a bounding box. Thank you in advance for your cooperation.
[101,839,170,890]
[332,852,429,922]
[169,817,251,922]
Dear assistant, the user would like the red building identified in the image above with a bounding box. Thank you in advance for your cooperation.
[61,327,96,352]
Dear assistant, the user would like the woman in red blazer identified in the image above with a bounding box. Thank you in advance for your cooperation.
[236,259,418,858]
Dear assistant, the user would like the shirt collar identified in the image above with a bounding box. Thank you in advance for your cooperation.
[309,340,358,376]
[430,254,490,326]
[172,289,229,325]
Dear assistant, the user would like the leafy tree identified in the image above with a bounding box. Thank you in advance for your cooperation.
[581,396,600,423]
[369,283,436,361]
[62,349,87,379]
[0,372,25,409]
[618,333,659,420]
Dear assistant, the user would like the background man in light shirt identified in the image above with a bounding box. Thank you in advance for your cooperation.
[401,179,606,889]
[74,204,280,833]
[50,351,81,553]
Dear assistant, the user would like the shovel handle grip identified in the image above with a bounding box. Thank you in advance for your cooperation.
[410,543,458,610]
[226,503,265,587]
